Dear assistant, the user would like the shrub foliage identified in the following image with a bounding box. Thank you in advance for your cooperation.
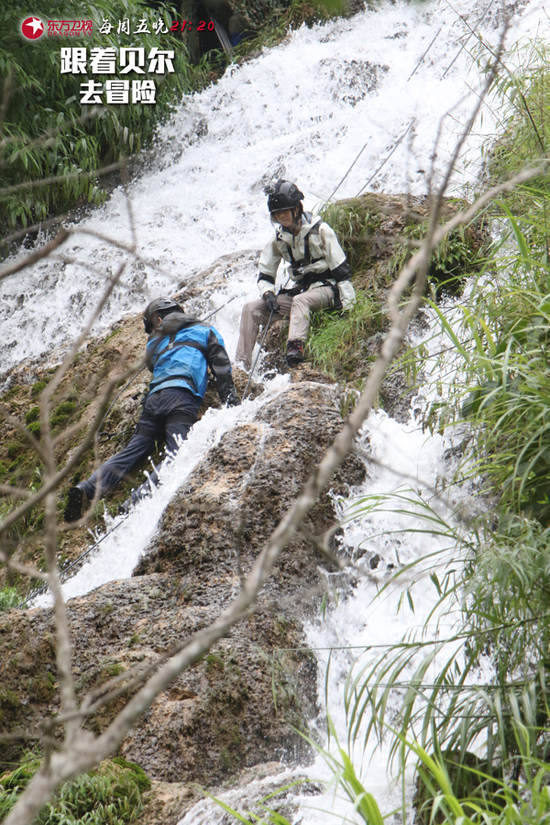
[0,0,193,234]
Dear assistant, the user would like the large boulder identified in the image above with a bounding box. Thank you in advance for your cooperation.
[0,382,364,792]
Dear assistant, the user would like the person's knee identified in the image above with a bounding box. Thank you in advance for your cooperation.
[242,300,261,316]
[250,304,270,323]
[291,294,309,314]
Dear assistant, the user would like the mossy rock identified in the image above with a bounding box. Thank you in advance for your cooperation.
[30,379,48,399]
[111,756,152,793]
[24,406,40,425]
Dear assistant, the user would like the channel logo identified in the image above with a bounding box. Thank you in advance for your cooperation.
[21,16,45,39]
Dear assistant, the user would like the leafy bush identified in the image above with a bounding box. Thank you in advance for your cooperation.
[389,220,489,297]
[0,753,150,823]
[423,215,550,518]
[0,586,23,611]
[0,0,193,234]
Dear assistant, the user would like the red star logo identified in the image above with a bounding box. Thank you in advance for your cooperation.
[21,16,45,39]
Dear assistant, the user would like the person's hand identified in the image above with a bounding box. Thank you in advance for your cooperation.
[225,388,241,407]
[263,292,279,313]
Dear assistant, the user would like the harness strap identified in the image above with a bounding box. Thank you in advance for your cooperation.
[158,338,209,359]
[278,222,324,276]
[150,336,210,395]
[153,372,200,394]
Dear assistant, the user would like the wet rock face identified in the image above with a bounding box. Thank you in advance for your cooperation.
[0,381,365,789]
[137,383,365,592]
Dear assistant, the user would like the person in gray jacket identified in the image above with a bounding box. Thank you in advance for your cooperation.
[236,179,355,369]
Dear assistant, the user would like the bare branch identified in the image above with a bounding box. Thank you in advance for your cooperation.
[3,25,541,822]
[0,162,123,198]
[0,550,48,581]
[0,228,70,281]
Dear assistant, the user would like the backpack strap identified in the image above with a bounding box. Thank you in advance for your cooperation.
[160,337,209,358]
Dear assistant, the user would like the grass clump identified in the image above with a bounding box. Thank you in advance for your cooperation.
[0,587,23,611]
[319,199,382,273]
[307,291,385,377]
[0,752,150,824]
[416,45,550,520]
[423,214,550,519]
[389,220,489,297]
[484,40,550,215]
[50,401,77,429]
[24,407,39,426]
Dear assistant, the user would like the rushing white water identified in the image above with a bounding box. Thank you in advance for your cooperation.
[32,375,291,607]
[2,0,546,373]
[176,364,484,824]
[5,0,548,820]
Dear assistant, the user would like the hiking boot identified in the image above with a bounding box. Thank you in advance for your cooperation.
[64,485,85,523]
[286,339,304,367]
[118,498,133,516]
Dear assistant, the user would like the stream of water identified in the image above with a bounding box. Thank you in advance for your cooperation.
[4,0,549,819]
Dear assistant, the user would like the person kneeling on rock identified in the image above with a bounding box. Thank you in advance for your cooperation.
[64,297,240,522]
[235,179,356,370]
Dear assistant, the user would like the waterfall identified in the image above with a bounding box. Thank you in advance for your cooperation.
[2,0,542,373]
[3,0,547,819]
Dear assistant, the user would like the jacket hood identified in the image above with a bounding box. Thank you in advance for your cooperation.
[149,312,203,340]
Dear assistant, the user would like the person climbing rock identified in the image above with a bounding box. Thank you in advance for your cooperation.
[235,179,356,369]
[64,297,240,522]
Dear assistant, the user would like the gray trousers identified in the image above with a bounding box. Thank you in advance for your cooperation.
[235,286,334,370]
[80,387,200,502]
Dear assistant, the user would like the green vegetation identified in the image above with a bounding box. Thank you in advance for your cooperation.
[389,220,489,297]
[214,40,550,825]
[0,753,150,823]
[0,0,210,237]
[306,195,489,378]
[6,14,550,825]
[346,47,550,824]
[484,39,550,213]
[229,0,345,56]
[307,291,385,378]
[320,198,383,274]
[0,0,347,241]
[0,586,23,611]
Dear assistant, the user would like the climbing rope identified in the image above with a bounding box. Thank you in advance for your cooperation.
[16,513,130,609]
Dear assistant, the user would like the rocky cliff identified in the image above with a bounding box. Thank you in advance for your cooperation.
[0,380,365,821]
[0,193,488,823]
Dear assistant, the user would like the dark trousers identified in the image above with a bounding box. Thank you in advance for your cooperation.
[81,387,200,502]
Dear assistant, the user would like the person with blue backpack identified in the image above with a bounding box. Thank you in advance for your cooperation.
[64,297,239,522]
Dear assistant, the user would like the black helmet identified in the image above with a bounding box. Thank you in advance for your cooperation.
[143,297,182,333]
[267,179,304,213]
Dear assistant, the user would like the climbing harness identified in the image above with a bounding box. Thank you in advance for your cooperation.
[278,221,324,278]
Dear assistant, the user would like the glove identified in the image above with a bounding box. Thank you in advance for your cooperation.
[224,388,241,407]
[263,291,279,313]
